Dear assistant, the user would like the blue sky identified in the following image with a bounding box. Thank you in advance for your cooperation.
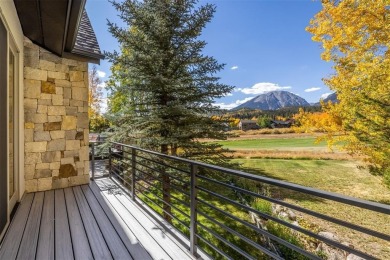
[86,0,334,110]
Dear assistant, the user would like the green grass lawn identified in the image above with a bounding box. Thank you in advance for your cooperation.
[211,137,328,151]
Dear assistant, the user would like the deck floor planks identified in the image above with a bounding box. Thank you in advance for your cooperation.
[96,178,195,260]
[72,186,113,260]
[36,190,55,260]
[1,180,202,260]
[17,192,44,260]
[55,189,74,260]
[0,193,34,260]
[95,179,173,260]
[80,185,133,260]
[64,188,94,260]
[88,181,153,260]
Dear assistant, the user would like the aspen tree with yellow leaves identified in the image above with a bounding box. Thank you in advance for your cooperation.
[307,0,390,184]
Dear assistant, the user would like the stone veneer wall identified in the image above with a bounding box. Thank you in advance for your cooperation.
[23,38,90,192]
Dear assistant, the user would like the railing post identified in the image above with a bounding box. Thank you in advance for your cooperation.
[91,142,95,180]
[108,146,112,179]
[131,147,136,201]
[190,163,198,256]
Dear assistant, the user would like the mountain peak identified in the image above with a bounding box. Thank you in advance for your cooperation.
[233,91,310,110]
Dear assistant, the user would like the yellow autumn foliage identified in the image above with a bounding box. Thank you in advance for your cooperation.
[307,0,390,183]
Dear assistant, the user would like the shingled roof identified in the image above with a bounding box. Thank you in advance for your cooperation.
[71,10,104,61]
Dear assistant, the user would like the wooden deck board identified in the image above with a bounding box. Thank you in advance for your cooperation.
[64,188,93,260]
[36,190,55,260]
[55,189,74,260]
[80,185,133,260]
[0,179,204,260]
[73,186,113,260]
[89,181,153,260]
[0,193,34,260]
[17,192,44,259]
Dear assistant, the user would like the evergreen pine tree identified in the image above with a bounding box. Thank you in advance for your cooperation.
[106,0,234,221]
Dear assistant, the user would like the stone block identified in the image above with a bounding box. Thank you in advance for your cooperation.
[44,122,62,131]
[56,87,63,95]
[79,146,89,162]
[59,164,77,178]
[70,100,83,107]
[24,48,39,68]
[62,58,79,66]
[25,122,35,129]
[75,131,84,140]
[62,116,77,130]
[69,175,89,187]
[32,114,48,124]
[35,124,44,131]
[52,178,69,189]
[25,166,35,180]
[40,52,62,63]
[84,129,89,144]
[25,142,47,152]
[66,107,78,116]
[55,79,71,88]
[24,79,41,98]
[84,161,90,175]
[25,179,38,193]
[39,60,55,71]
[48,116,62,122]
[65,130,76,140]
[35,163,50,169]
[40,93,52,100]
[55,64,69,73]
[52,170,59,177]
[47,139,65,151]
[24,99,38,110]
[34,131,51,141]
[71,81,85,88]
[63,87,71,99]
[38,99,52,105]
[52,95,64,105]
[25,129,34,142]
[41,81,56,94]
[42,151,61,163]
[61,157,75,165]
[50,130,65,139]
[72,87,88,101]
[77,113,89,129]
[38,177,52,191]
[48,71,66,80]
[35,169,51,178]
[24,67,47,81]
[69,71,84,82]
[25,152,41,165]
[48,106,66,116]
[64,150,79,158]
[66,140,80,151]
[37,105,48,114]
[63,99,70,106]
[50,162,61,170]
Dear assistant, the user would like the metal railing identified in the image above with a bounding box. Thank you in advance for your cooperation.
[93,142,390,259]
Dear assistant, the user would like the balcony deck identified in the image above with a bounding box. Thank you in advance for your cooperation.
[0,178,205,260]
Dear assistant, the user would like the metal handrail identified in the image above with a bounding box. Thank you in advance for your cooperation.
[95,142,390,259]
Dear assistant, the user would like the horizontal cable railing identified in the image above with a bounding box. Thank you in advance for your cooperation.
[92,142,390,259]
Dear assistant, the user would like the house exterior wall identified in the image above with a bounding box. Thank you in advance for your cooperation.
[23,38,90,192]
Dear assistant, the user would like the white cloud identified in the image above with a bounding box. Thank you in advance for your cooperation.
[100,98,108,114]
[230,66,239,70]
[238,82,292,95]
[214,97,255,110]
[321,93,332,99]
[97,70,106,78]
[304,87,321,92]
